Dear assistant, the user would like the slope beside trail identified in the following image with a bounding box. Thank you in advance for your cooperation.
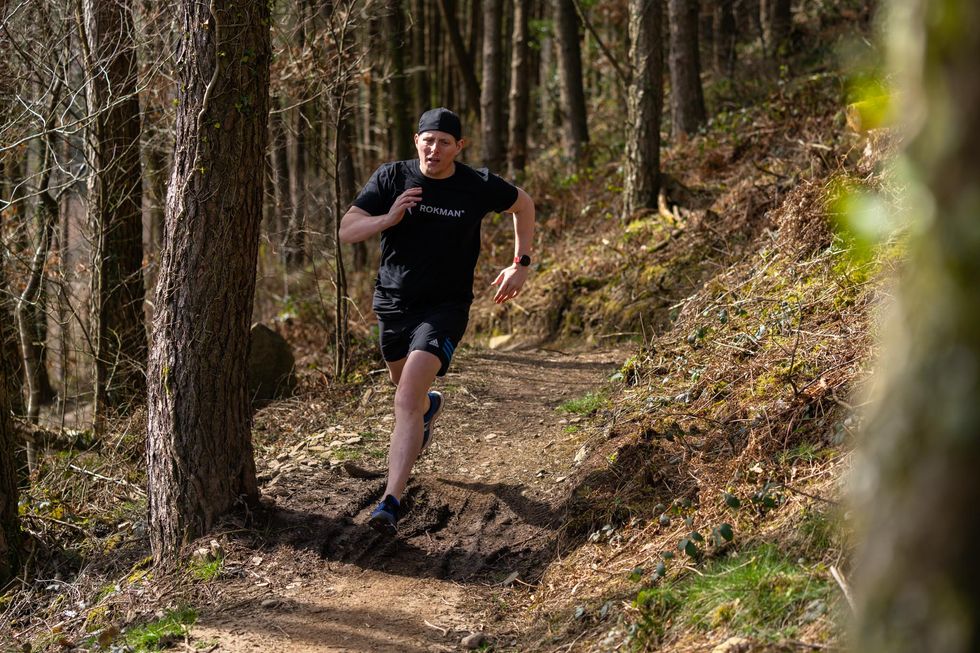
[188,345,624,652]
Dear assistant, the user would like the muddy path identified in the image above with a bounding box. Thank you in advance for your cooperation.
[188,346,622,652]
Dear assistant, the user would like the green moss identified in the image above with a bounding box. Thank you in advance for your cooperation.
[190,557,223,582]
[632,544,836,645]
[558,392,607,416]
[124,607,198,651]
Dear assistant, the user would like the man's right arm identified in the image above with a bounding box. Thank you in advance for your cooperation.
[339,187,422,243]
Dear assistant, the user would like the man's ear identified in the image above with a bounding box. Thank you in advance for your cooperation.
[457,138,466,151]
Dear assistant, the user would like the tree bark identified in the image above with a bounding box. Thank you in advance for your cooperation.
[410,0,430,118]
[146,0,269,563]
[0,161,24,416]
[284,4,310,267]
[436,0,482,120]
[16,105,60,471]
[507,0,530,177]
[553,0,589,161]
[386,0,414,156]
[855,1,980,652]
[623,0,663,217]
[82,0,148,423]
[146,145,168,258]
[668,0,707,139]
[0,302,19,587]
[269,96,291,251]
[712,0,736,77]
[480,0,504,168]
[760,0,790,55]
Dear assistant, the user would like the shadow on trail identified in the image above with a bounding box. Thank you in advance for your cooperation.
[234,470,561,586]
[467,349,620,373]
[439,478,558,529]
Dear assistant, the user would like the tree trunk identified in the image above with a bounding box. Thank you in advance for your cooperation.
[0,306,19,587]
[284,5,310,267]
[146,0,269,563]
[16,111,60,471]
[713,0,736,77]
[410,0,430,118]
[480,0,504,168]
[436,0,482,120]
[83,0,148,424]
[623,0,663,217]
[386,0,414,156]
[538,26,555,142]
[760,0,790,55]
[553,0,589,161]
[854,1,980,652]
[668,0,707,139]
[0,164,24,417]
[270,96,291,251]
[507,0,530,177]
[146,145,168,258]
[285,106,309,267]
[0,73,21,562]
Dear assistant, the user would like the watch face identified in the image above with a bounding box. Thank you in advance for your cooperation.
[518,254,531,267]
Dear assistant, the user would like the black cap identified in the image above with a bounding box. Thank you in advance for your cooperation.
[417,107,462,140]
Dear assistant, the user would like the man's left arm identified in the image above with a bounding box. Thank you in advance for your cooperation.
[491,187,535,304]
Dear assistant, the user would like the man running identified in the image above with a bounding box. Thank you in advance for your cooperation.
[339,107,535,536]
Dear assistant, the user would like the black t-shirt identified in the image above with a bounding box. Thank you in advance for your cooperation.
[352,159,519,316]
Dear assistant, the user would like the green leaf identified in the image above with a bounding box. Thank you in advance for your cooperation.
[718,523,734,541]
[690,531,704,543]
[723,492,741,509]
[683,539,700,558]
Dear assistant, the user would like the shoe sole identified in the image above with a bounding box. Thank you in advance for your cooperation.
[421,391,444,452]
[368,514,397,537]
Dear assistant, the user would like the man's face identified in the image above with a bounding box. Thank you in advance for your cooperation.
[414,130,463,179]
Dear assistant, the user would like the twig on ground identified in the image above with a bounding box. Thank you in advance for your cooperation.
[778,482,839,506]
[68,463,146,496]
[424,619,450,636]
[830,565,856,613]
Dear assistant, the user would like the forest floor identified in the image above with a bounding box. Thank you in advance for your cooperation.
[183,344,625,652]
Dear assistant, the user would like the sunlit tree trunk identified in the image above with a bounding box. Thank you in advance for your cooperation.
[623,0,662,217]
[82,0,148,424]
[855,1,980,652]
[146,0,269,563]
[507,0,530,177]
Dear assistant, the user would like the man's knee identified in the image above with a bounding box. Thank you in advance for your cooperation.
[393,384,425,417]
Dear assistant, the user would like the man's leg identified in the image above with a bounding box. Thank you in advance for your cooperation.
[383,349,441,501]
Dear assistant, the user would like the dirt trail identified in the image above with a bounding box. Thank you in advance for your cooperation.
[189,346,623,652]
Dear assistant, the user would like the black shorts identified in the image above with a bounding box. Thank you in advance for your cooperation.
[378,304,469,376]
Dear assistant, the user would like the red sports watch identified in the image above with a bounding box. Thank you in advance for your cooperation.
[514,254,532,267]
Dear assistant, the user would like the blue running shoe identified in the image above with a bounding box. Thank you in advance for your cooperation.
[421,391,444,451]
[368,494,400,536]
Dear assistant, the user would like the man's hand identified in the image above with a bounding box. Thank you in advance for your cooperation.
[386,187,422,228]
[491,264,529,304]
